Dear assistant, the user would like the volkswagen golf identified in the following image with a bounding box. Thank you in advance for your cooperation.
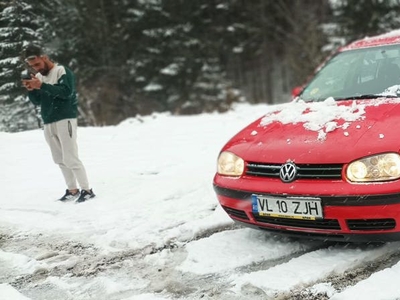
[213,30,400,242]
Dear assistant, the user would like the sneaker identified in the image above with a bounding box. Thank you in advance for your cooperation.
[76,189,96,203]
[59,189,80,201]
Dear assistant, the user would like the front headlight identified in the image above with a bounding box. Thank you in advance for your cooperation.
[346,153,400,182]
[217,151,244,176]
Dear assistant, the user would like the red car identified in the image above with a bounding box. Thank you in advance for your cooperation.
[213,30,400,242]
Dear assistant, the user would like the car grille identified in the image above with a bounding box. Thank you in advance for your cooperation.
[253,214,341,230]
[347,219,396,231]
[246,162,343,180]
[259,227,346,240]
[221,206,249,220]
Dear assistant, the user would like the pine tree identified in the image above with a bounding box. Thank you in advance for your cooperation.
[125,0,234,115]
[333,0,400,42]
[0,0,45,132]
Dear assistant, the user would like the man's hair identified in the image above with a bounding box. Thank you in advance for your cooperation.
[21,44,44,61]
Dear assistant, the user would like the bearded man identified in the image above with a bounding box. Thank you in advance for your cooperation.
[21,44,95,203]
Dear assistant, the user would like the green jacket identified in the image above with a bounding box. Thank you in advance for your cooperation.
[28,65,78,124]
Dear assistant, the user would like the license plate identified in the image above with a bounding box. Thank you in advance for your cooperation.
[252,194,323,220]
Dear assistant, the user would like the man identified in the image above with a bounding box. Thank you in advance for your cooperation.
[21,44,95,203]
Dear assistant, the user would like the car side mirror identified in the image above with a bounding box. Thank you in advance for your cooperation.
[291,86,303,99]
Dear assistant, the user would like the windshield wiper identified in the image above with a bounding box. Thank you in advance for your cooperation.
[339,94,398,100]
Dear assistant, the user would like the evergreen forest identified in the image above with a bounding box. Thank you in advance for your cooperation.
[1,0,400,132]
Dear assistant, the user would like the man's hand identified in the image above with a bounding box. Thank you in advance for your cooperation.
[22,75,42,91]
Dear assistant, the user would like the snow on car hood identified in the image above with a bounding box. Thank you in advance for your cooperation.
[224,97,400,164]
[260,97,366,141]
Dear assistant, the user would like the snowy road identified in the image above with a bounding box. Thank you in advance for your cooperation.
[2,104,400,299]
[2,226,400,300]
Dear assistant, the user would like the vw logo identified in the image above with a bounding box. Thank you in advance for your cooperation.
[280,162,298,183]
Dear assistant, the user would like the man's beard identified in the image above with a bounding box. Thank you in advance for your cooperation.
[39,63,50,76]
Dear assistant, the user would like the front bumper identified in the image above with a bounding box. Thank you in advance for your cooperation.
[214,184,400,242]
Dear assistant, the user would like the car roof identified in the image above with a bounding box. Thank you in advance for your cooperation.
[340,29,400,52]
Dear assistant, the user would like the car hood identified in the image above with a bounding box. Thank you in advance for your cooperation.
[223,98,400,164]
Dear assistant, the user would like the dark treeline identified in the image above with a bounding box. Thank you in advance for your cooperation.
[1,0,400,132]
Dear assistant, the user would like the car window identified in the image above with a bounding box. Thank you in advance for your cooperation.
[300,45,400,101]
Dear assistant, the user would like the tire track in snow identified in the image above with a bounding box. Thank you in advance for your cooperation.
[0,224,243,298]
[168,229,333,299]
[283,244,400,300]
[233,240,335,275]
[0,227,325,299]
[231,242,400,299]
[3,227,400,300]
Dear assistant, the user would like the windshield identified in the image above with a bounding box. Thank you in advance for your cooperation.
[300,44,400,102]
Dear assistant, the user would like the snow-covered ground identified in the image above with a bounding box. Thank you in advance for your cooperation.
[1,103,400,300]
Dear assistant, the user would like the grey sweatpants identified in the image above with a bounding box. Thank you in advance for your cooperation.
[44,118,90,191]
